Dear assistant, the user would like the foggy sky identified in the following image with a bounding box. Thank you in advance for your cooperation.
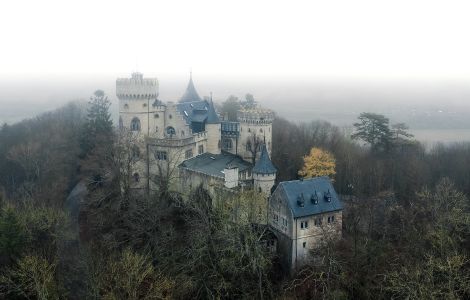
[1,0,469,80]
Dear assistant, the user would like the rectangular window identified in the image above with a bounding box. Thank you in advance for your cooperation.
[315,218,322,226]
[332,215,335,222]
[303,242,306,248]
[301,222,304,229]
[185,149,193,159]
[156,151,167,161]
[305,221,308,229]
[198,145,204,154]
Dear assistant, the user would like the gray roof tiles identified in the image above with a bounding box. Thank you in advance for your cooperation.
[276,177,342,218]
[252,144,277,174]
[179,151,252,179]
[179,76,202,103]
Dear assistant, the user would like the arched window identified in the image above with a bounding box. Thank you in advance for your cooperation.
[124,104,129,109]
[181,130,185,136]
[133,173,140,182]
[166,126,176,137]
[223,138,233,150]
[132,146,140,160]
[154,113,159,118]
[260,128,263,133]
[246,141,252,151]
[130,117,141,131]
[155,126,159,132]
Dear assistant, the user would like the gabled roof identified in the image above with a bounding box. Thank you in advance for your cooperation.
[275,177,342,218]
[176,100,209,125]
[252,144,277,174]
[179,74,202,103]
[179,151,252,179]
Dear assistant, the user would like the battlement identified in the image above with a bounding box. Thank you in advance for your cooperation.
[237,108,274,124]
[116,72,159,100]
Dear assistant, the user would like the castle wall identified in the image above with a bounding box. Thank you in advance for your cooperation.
[253,172,276,194]
[206,123,221,154]
[237,109,274,163]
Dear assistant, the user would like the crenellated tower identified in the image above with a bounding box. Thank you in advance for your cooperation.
[236,107,274,163]
[116,72,160,137]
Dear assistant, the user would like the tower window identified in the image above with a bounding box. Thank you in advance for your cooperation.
[133,173,140,182]
[130,117,141,131]
[222,138,233,150]
[154,113,159,118]
[169,114,173,119]
[155,151,167,161]
[132,146,140,159]
[166,126,176,137]
[124,104,129,109]
[198,145,204,154]
[260,128,263,133]
[143,103,147,107]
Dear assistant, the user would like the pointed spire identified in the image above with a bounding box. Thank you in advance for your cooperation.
[179,72,202,102]
[206,96,220,124]
[252,144,277,174]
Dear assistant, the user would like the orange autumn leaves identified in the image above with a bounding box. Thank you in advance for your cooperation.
[298,147,336,180]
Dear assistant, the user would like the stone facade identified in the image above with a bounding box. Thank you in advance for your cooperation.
[268,177,343,272]
[117,72,276,196]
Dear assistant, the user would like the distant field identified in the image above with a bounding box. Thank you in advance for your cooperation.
[411,129,470,146]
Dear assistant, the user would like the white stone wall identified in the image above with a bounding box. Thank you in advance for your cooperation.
[205,123,221,154]
[237,108,274,163]
[253,172,276,195]
[224,167,239,188]
[269,188,343,271]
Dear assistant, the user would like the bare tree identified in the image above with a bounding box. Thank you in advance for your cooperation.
[245,132,264,166]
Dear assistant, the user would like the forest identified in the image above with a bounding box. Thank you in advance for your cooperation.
[0,92,469,299]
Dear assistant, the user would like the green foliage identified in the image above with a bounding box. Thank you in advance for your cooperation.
[0,255,60,300]
[220,95,241,121]
[0,206,27,263]
[80,90,113,157]
[352,112,393,153]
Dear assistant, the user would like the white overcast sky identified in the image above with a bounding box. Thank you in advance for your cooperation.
[0,0,469,80]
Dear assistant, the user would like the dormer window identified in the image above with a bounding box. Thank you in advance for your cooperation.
[311,191,319,204]
[324,190,332,202]
[297,194,305,207]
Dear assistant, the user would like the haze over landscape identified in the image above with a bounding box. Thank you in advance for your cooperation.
[1,0,469,144]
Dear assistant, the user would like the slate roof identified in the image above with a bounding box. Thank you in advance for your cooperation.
[176,99,220,129]
[179,75,202,102]
[276,177,342,218]
[206,100,220,124]
[252,144,277,174]
[179,151,252,179]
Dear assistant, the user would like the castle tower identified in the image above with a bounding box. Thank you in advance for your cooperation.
[116,72,159,137]
[252,144,277,195]
[116,72,159,190]
[237,108,274,163]
[205,100,221,154]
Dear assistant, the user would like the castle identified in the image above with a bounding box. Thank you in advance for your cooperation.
[117,72,277,197]
[116,72,343,272]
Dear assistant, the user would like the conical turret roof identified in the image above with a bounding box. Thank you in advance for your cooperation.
[206,99,220,124]
[179,73,202,102]
[253,144,277,174]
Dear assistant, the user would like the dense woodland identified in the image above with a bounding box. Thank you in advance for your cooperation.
[0,93,469,299]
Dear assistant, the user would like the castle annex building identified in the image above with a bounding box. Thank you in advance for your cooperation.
[117,72,277,196]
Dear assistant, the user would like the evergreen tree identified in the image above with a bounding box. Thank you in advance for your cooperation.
[352,112,392,153]
[80,90,113,157]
